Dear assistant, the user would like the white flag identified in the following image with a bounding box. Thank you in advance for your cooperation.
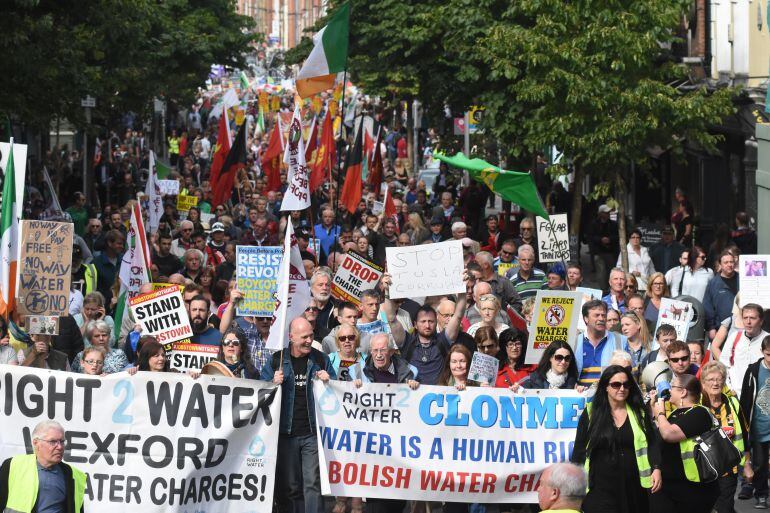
[145,151,162,233]
[280,105,311,211]
[266,223,311,351]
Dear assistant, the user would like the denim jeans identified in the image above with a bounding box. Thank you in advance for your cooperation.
[276,433,322,513]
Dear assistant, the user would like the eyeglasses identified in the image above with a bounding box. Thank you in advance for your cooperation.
[506,341,523,348]
[305,306,320,312]
[703,377,724,385]
[553,354,572,363]
[83,359,104,366]
[668,356,689,364]
[651,282,665,287]
[338,335,357,342]
[624,285,636,290]
[371,348,389,354]
[608,381,632,390]
[37,438,66,448]
[222,340,240,347]
[520,227,532,231]
[697,255,706,260]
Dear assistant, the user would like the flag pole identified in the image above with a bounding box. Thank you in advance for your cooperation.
[330,65,348,269]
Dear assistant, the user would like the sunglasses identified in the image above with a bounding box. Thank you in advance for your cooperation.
[553,354,572,363]
[668,356,689,364]
[305,306,320,312]
[222,340,240,347]
[608,381,632,390]
[338,335,357,342]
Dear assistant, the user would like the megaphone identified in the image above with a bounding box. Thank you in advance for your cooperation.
[641,361,673,400]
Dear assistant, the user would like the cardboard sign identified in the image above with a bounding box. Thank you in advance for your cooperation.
[129,285,192,345]
[386,240,465,299]
[331,252,383,305]
[739,255,770,309]
[16,220,73,316]
[655,297,694,341]
[170,341,219,372]
[236,246,282,317]
[469,351,500,385]
[535,214,570,263]
[27,315,59,335]
[157,179,179,195]
[525,290,582,365]
[176,194,198,212]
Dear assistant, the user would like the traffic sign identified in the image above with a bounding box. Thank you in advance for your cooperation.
[80,96,96,108]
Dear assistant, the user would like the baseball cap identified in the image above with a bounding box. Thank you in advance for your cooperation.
[211,222,225,233]
[598,205,611,214]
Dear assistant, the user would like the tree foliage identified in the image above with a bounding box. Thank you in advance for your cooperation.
[0,0,258,130]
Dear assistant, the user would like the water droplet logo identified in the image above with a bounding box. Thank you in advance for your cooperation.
[249,435,266,457]
[318,387,340,415]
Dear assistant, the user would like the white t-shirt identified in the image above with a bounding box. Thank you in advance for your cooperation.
[720,328,770,397]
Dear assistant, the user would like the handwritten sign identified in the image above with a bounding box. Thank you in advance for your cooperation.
[386,240,465,299]
[176,194,198,212]
[16,220,73,316]
[280,105,311,210]
[129,285,192,345]
[236,246,282,316]
[157,179,179,196]
[535,214,570,263]
[332,252,383,306]
[469,351,500,385]
[637,223,663,247]
[525,291,582,365]
[655,297,694,341]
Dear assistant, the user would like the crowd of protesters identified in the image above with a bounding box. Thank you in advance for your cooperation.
[0,87,766,513]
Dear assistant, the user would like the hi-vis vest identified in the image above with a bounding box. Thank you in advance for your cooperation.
[585,403,653,488]
[699,394,746,467]
[83,264,97,295]
[5,454,86,513]
[678,404,735,482]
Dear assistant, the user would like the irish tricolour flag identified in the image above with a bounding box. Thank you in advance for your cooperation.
[0,141,20,318]
[295,2,349,99]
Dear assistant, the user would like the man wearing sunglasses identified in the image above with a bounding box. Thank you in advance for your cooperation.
[665,340,698,378]
[0,420,86,513]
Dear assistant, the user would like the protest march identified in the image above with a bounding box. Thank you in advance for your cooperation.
[1,1,769,513]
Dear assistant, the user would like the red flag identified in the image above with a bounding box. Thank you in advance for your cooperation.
[304,116,318,161]
[261,120,283,192]
[310,111,336,193]
[208,105,231,187]
[364,130,374,159]
[384,186,397,218]
[212,121,248,206]
[339,122,364,214]
[368,127,384,197]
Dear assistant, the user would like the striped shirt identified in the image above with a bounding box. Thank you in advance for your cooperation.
[507,268,546,299]
[578,336,609,387]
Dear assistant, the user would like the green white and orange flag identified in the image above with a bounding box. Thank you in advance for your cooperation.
[295,2,349,98]
[0,141,20,318]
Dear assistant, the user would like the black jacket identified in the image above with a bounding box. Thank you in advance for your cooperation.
[740,359,764,440]
[522,371,577,390]
[0,457,84,513]
[360,354,415,383]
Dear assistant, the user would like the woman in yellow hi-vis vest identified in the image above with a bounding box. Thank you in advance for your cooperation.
[0,420,86,513]
[571,365,661,513]
[700,361,752,513]
[651,373,720,513]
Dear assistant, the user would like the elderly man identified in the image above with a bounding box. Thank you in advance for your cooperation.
[537,463,587,513]
[506,244,546,298]
[0,420,86,513]
[602,267,628,314]
[261,318,335,513]
[181,248,204,283]
[171,219,195,258]
[310,268,335,339]
[350,333,417,513]
[475,251,523,313]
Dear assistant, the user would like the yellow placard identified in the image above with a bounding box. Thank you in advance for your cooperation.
[176,194,198,212]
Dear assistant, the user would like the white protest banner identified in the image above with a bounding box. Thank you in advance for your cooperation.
[157,179,180,196]
[332,252,383,306]
[280,105,311,211]
[386,240,465,299]
[170,341,220,372]
[655,297,694,341]
[237,246,282,317]
[469,352,499,385]
[129,285,192,345]
[17,220,74,316]
[525,291,582,365]
[535,214,570,263]
[314,381,585,503]
[739,255,770,309]
[0,366,280,512]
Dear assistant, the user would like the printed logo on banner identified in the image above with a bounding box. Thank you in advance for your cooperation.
[331,252,383,306]
[236,246,282,316]
[0,366,281,512]
[314,381,586,504]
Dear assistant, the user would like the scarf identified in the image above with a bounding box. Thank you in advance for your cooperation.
[546,369,567,389]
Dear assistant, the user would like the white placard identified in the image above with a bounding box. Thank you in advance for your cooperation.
[371,201,384,215]
[575,287,603,332]
[129,285,193,345]
[655,297,694,342]
[0,366,280,513]
[314,381,586,503]
[169,341,219,372]
[157,179,180,195]
[386,240,465,299]
[468,351,500,385]
[535,214,570,263]
[739,255,770,309]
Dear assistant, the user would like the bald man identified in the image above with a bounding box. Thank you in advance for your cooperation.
[260,317,335,513]
[538,463,586,512]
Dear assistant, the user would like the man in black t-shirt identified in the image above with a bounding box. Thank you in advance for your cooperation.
[260,318,335,513]
[152,233,181,278]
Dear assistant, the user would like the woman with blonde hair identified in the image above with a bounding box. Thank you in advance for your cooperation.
[467,294,509,336]
[407,212,430,245]
[620,311,651,374]
[643,272,669,325]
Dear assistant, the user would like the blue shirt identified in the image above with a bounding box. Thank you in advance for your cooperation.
[753,363,770,442]
[37,462,66,513]
[313,223,341,257]
[191,326,222,345]
[578,335,609,386]
[235,317,272,373]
